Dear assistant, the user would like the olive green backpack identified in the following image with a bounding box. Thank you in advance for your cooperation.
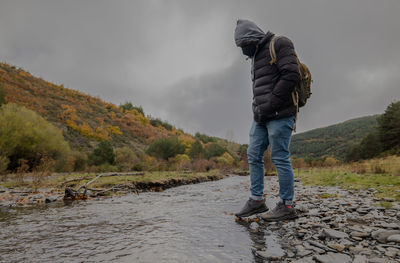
[269,36,312,132]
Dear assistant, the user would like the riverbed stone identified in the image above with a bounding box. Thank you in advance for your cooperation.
[368,258,397,263]
[350,231,370,238]
[371,230,400,243]
[380,222,399,229]
[255,248,285,261]
[386,234,400,243]
[353,255,368,263]
[321,228,349,239]
[313,252,352,263]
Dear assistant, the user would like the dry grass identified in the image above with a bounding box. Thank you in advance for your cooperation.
[296,156,400,201]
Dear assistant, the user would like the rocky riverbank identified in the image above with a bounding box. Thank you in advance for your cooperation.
[244,177,400,262]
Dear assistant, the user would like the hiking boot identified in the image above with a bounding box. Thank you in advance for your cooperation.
[261,201,297,221]
[235,198,268,218]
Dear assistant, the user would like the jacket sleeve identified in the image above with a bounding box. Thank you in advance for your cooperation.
[271,36,300,106]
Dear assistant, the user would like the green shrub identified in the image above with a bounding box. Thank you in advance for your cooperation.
[146,136,185,160]
[115,146,136,171]
[72,151,88,171]
[0,155,9,174]
[120,102,144,115]
[205,142,227,159]
[149,118,173,131]
[188,140,204,159]
[0,103,71,171]
[88,140,115,165]
[0,83,6,106]
[195,132,217,143]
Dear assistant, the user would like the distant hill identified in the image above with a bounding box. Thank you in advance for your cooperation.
[0,63,232,155]
[290,115,379,161]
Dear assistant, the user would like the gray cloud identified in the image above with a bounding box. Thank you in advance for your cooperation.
[0,0,399,143]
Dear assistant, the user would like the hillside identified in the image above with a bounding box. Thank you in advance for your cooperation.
[0,63,221,155]
[290,115,379,160]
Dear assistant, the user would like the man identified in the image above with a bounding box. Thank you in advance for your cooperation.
[234,19,299,221]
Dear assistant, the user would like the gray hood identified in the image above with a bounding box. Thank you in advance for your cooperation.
[234,19,265,47]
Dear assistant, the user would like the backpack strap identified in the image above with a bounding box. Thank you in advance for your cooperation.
[269,36,281,65]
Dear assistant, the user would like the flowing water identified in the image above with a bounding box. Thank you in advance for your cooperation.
[0,176,282,263]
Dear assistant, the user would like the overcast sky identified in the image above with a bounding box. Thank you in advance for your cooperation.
[1,0,399,143]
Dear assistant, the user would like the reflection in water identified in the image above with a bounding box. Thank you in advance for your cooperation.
[0,176,283,263]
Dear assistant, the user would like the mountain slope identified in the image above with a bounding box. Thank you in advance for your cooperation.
[0,63,198,154]
[290,115,379,160]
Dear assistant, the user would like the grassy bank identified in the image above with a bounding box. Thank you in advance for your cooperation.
[0,170,223,190]
[296,156,400,201]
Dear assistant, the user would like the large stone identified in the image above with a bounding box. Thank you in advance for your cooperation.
[322,228,349,239]
[387,234,400,243]
[380,222,399,229]
[313,252,351,263]
[255,248,285,261]
[371,229,400,243]
[352,255,367,263]
[368,258,398,263]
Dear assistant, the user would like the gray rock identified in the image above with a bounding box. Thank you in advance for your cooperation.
[322,228,349,239]
[313,252,352,263]
[353,255,367,263]
[45,196,58,203]
[350,231,370,238]
[371,229,400,243]
[387,234,400,243]
[291,256,315,263]
[255,249,285,261]
[249,222,259,232]
[380,222,399,229]
[296,245,313,257]
[368,258,397,263]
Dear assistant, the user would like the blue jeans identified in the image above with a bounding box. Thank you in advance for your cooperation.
[247,115,295,205]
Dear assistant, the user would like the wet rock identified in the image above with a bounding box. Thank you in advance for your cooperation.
[321,228,349,239]
[387,234,400,243]
[249,222,259,232]
[313,252,352,263]
[371,229,400,243]
[45,196,58,203]
[255,249,285,261]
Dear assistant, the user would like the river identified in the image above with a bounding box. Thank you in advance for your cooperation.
[0,176,283,263]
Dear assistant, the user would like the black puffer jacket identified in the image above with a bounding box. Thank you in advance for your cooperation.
[235,20,300,123]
